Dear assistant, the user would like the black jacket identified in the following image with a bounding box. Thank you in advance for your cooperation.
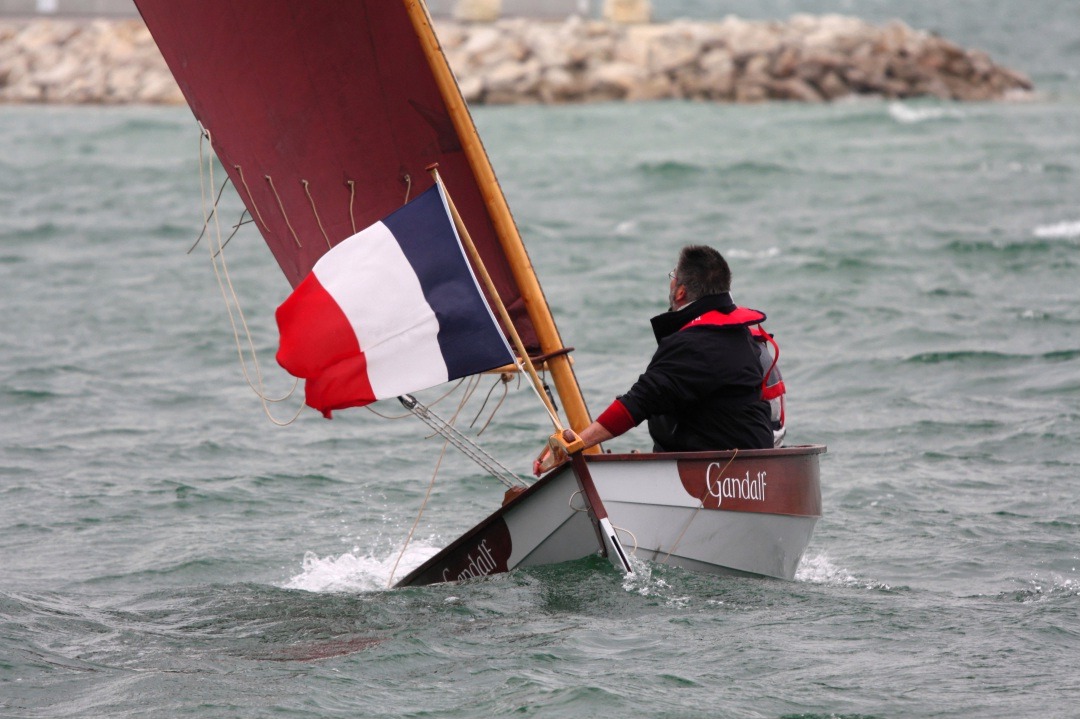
[617,293,774,451]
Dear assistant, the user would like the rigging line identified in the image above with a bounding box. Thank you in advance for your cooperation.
[424,373,478,441]
[469,375,502,428]
[346,180,357,234]
[202,209,252,260]
[211,209,251,258]
[199,129,303,421]
[403,173,412,205]
[365,375,466,421]
[660,449,739,564]
[301,179,333,249]
[476,380,509,436]
[451,374,481,424]
[187,175,230,254]
[422,374,476,439]
[234,164,271,232]
[427,376,468,409]
[265,174,303,247]
[400,395,526,489]
[387,435,450,588]
[470,373,511,435]
[519,359,561,429]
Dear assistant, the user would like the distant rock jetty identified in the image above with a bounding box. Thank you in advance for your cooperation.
[0,15,1033,105]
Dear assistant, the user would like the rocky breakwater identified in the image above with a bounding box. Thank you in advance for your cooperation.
[0,15,1032,105]
[0,19,183,104]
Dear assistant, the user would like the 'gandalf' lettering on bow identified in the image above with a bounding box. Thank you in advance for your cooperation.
[442,539,498,583]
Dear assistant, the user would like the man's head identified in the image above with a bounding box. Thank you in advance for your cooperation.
[669,245,731,310]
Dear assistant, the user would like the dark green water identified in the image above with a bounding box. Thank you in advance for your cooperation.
[2,5,1079,716]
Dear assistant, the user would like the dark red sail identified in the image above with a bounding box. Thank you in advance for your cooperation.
[133,0,538,350]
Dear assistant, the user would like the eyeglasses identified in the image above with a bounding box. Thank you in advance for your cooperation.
[668,269,678,281]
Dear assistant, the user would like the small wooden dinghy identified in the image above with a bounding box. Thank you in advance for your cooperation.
[134,0,827,588]
[397,445,824,585]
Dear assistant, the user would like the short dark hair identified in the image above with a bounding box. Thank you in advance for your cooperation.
[675,245,731,301]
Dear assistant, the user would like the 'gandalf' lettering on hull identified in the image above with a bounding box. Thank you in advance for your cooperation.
[442,539,499,583]
[675,454,822,517]
[706,466,767,507]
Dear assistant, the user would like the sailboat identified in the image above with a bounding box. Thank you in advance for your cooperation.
[133,0,825,584]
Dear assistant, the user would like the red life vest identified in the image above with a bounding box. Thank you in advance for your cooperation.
[680,308,786,425]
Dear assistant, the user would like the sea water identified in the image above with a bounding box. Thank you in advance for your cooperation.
[2,3,1079,717]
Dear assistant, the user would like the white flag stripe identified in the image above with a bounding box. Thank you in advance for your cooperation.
[312,221,448,398]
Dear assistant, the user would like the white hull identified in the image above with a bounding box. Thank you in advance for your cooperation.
[396,445,824,586]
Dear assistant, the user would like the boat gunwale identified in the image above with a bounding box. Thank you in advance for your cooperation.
[586,444,827,463]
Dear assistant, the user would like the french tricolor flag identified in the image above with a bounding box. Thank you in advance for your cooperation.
[275,184,514,417]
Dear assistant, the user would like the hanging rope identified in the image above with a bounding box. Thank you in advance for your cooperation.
[346,180,357,234]
[387,435,450,588]
[470,372,513,435]
[265,174,303,247]
[210,210,252,257]
[187,175,230,254]
[301,179,333,249]
[197,125,303,425]
[233,164,271,232]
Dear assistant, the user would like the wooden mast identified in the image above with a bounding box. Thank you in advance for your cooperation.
[401,0,596,443]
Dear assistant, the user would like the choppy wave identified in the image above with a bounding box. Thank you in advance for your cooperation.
[999,573,1080,603]
[725,246,782,260]
[1034,220,1080,239]
[887,102,965,124]
[794,553,894,590]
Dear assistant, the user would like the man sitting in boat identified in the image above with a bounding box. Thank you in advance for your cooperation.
[538,245,781,471]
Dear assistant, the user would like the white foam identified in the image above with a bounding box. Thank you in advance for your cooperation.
[887,102,964,124]
[1033,220,1080,239]
[725,246,781,260]
[621,555,658,595]
[1020,571,1080,602]
[795,552,881,587]
[283,543,441,593]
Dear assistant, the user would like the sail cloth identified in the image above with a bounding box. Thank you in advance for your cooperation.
[276,184,514,417]
[132,1,542,354]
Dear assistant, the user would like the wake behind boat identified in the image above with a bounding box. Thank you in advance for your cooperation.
[132,0,825,586]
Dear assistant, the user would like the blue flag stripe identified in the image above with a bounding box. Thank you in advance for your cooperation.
[382,185,514,380]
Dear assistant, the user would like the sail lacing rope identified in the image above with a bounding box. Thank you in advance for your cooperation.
[197,125,304,425]
[346,180,357,234]
[301,179,333,249]
[264,174,303,247]
[233,165,270,233]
